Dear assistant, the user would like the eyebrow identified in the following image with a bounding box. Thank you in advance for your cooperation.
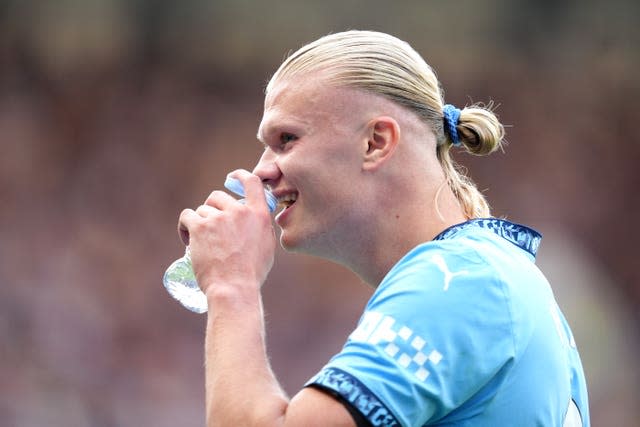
[257,116,309,146]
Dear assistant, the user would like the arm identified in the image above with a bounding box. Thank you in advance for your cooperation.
[205,282,357,427]
[179,170,357,427]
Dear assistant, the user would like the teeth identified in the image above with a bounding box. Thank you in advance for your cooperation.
[277,193,298,205]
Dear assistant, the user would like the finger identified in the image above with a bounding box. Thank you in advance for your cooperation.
[205,189,240,210]
[195,204,218,217]
[177,208,199,246]
[228,169,268,211]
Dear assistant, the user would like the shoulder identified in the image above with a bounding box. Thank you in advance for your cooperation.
[315,236,524,424]
[373,232,509,308]
[376,224,545,307]
[307,221,578,425]
[364,235,518,343]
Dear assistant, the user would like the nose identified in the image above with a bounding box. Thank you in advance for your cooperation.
[252,148,281,186]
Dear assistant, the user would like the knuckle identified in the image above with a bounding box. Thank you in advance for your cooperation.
[195,204,209,216]
[178,209,195,228]
[206,190,226,204]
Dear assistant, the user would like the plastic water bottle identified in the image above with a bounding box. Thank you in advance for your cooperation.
[162,176,277,313]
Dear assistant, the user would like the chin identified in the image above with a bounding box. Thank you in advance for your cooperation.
[279,229,317,255]
[279,231,300,252]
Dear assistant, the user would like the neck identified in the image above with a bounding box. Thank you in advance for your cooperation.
[338,182,467,288]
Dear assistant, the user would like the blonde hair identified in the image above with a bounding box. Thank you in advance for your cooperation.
[267,30,505,219]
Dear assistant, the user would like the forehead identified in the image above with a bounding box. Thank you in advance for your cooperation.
[258,77,342,140]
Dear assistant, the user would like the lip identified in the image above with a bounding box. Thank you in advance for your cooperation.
[275,200,295,226]
[272,189,298,222]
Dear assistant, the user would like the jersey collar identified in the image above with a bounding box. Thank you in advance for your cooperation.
[433,218,542,257]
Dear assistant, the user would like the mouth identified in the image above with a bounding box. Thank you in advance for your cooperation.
[277,192,298,210]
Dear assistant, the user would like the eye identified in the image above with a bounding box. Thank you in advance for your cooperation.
[280,132,297,145]
[279,132,298,149]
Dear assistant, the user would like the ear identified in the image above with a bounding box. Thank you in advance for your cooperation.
[362,116,400,171]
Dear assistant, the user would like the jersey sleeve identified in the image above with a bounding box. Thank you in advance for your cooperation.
[306,244,518,426]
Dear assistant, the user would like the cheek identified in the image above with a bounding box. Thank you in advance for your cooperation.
[283,138,362,202]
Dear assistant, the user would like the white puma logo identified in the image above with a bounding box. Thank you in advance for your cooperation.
[430,254,468,291]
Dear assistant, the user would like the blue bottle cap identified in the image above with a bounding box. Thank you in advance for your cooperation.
[224,175,278,213]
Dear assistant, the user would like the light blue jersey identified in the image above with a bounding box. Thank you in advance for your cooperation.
[307,219,589,426]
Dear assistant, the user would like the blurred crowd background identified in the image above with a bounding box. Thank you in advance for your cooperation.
[1,0,638,426]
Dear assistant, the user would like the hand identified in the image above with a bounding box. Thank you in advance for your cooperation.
[177,170,276,296]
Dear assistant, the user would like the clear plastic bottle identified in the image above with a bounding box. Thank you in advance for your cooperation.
[162,176,277,313]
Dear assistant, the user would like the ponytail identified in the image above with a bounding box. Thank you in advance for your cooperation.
[439,103,505,218]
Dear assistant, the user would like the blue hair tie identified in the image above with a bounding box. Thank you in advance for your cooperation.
[442,104,462,147]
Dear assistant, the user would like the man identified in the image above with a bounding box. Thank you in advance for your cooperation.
[178,31,589,426]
